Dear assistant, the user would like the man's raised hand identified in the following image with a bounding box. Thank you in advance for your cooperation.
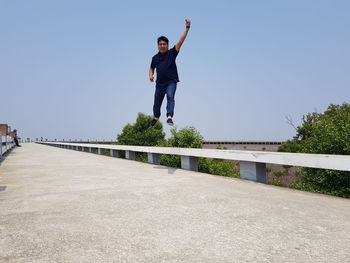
[175,19,191,51]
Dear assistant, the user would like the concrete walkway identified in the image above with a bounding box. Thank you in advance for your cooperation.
[0,143,349,263]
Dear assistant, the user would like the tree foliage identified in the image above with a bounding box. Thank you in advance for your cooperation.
[159,127,203,168]
[160,127,239,178]
[117,113,165,146]
[279,103,350,197]
[166,126,203,148]
[199,158,239,178]
[116,114,239,179]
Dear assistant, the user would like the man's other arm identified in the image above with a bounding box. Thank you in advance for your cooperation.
[149,67,155,82]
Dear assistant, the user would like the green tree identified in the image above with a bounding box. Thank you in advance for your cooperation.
[277,140,301,153]
[279,103,350,198]
[117,113,165,162]
[159,126,203,168]
[117,118,239,179]
[166,126,203,148]
[160,127,239,178]
[117,113,165,146]
[198,146,239,178]
[206,159,239,178]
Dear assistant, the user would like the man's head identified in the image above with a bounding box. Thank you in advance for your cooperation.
[157,36,169,54]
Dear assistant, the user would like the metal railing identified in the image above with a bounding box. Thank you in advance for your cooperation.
[0,132,15,160]
[37,141,350,183]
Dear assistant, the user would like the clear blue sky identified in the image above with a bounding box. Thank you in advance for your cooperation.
[1,0,349,141]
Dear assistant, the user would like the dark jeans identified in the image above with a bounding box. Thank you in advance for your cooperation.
[153,81,177,118]
[14,137,20,147]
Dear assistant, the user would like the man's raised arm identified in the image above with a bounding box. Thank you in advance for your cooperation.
[175,19,191,52]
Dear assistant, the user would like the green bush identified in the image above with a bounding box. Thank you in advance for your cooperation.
[159,127,202,168]
[268,181,284,187]
[206,159,239,178]
[165,126,203,148]
[136,152,148,163]
[116,117,240,180]
[160,154,181,168]
[278,140,301,153]
[279,103,350,198]
[158,127,239,177]
[116,113,165,161]
[117,113,165,146]
[118,150,126,159]
[273,171,285,177]
[198,157,210,173]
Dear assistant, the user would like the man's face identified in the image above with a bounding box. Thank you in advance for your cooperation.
[158,40,168,54]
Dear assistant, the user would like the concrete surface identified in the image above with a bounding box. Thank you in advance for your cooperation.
[0,143,349,263]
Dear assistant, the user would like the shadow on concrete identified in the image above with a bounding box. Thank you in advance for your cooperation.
[0,186,7,192]
[153,166,178,175]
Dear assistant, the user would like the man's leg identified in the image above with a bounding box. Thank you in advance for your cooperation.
[14,138,20,147]
[152,83,166,125]
[166,82,177,125]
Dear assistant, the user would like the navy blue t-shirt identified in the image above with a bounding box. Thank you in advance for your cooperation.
[150,46,179,84]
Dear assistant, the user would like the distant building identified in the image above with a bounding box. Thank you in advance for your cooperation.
[203,141,284,152]
[0,124,11,136]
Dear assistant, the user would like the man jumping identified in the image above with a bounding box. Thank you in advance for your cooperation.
[149,19,191,126]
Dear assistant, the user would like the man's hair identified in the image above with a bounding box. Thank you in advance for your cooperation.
[157,36,169,45]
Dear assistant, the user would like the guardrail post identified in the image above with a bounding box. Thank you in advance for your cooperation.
[126,150,136,160]
[110,149,119,158]
[239,161,267,183]
[98,148,104,155]
[181,156,198,171]
[148,153,160,165]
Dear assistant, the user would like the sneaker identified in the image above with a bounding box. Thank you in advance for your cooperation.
[150,119,158,126]
[167,118,174,126]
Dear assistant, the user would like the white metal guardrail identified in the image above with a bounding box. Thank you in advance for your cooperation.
[38,141,350,183]
[0,132,15,160]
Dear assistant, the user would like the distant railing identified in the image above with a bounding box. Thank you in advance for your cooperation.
[37,141,350,183]
[0,132,15,160]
